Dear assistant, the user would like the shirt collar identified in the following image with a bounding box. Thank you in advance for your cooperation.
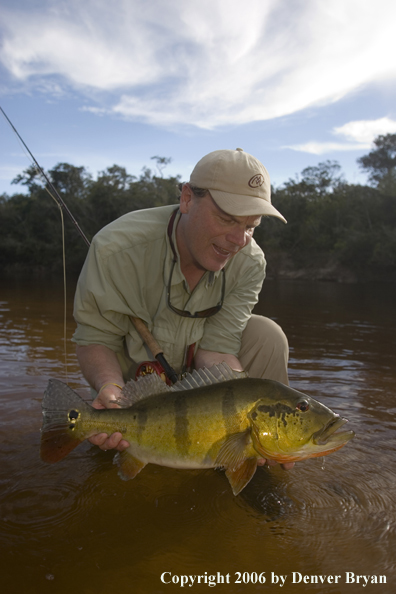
[164,208,222,289]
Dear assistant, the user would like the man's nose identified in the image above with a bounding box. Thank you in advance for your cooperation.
[227,227,249,247]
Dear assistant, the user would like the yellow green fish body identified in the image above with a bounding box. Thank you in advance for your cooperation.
[40,364,354,495]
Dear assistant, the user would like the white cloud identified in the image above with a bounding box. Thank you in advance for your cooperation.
[1,0,396,128]
[284,141,371,155]
[333,117,396,143]
[0,165,23,180]
[287,117,396,154]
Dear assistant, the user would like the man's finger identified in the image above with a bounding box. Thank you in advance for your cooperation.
[89,433,108,446]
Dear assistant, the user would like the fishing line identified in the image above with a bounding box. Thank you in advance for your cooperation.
[0,105,88,381]
[52,193,68,380]
[1,105,179,385]
[0,106,91,246]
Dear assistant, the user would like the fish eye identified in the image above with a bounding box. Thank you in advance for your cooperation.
[296,401,309,412]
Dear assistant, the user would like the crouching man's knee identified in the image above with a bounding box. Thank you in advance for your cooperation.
[239,314,289,384]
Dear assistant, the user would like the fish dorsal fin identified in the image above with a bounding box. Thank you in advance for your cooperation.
[116,362,247,407]
[171,362,248,392]
[117,373,172,407]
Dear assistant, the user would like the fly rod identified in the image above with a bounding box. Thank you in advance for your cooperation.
[1,105,178,383]
[0,105,91,247]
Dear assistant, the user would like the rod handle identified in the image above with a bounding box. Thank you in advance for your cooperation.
[130,317,163,358]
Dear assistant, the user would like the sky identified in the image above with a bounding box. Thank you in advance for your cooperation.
[1,0,396,196]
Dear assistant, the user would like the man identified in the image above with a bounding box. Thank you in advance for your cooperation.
[72,148,293,469]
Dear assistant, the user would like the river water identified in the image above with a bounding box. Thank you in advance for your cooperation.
[0,277,395,594]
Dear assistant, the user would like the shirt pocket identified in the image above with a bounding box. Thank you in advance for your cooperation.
[152,319,206,373]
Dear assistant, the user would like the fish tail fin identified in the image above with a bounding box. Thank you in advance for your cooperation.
[40,379,92,463]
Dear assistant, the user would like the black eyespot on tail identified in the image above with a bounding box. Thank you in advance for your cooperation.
[296,401,309,412]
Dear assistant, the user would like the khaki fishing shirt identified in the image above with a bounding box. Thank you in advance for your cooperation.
[72,204,266,378]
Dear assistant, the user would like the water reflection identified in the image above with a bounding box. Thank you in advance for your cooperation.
[0,277,395,593]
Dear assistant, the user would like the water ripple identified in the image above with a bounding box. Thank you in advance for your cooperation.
[1,481,80,536]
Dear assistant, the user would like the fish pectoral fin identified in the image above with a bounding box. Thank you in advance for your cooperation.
[214,430,258,495]
[225,458,258,496]
[113,450,146,481]
[214,429,253,471]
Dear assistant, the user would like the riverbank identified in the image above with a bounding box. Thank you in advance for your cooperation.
[2,257,396,284]
[264,251,396,283]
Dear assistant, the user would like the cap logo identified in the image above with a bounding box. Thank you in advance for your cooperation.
[248,174,264,188]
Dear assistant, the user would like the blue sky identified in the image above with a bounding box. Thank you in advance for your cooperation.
[1,0,396,196]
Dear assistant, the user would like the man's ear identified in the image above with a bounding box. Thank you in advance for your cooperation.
[179,183,194,214]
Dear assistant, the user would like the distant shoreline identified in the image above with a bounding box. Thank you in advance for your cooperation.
[2,261,395,284]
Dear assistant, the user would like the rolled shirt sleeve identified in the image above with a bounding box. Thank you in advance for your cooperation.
[73,240,138,351]
[72,207,171,354]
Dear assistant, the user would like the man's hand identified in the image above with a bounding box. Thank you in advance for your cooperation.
[75,344,131,452]
[89,384,130,452]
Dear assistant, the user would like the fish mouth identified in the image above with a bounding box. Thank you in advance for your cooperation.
[312,416,355,446]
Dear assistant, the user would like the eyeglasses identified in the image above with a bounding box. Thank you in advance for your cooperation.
[166,208,226,319]
[167,260,226,318]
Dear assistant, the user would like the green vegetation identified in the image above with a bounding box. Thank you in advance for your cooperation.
[1,136,396,282]
[0,161,181,274]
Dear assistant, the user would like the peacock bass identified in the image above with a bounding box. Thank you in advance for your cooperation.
[40,363,355,495]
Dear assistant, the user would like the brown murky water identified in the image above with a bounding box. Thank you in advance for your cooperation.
[0,277,395,593]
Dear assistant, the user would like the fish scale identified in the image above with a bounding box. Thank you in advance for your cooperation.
[40,363,355,495]
[123,383,249,466]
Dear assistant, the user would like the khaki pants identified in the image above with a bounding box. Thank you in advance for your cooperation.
[121,314,289,385]
[238,315,289,385]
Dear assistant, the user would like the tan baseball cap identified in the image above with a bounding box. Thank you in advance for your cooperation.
[189,148,286,223]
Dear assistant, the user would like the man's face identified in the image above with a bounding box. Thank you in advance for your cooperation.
[177,186,262,273]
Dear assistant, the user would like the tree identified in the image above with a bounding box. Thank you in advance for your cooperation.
[12,165,44,193]
[96,165,135,191]
[300,160,344,194]
[281,160,344,200]
[358,133,396,195]
[48,163,92,199]
[151,156,172,178]
[12,163,92,200]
